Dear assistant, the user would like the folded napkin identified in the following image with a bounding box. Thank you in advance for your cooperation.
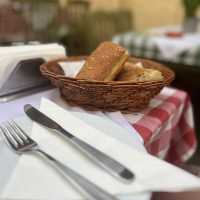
[0,43,66,88]
[1,98,200,200]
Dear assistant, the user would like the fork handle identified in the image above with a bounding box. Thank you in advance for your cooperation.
[36,149,118,200]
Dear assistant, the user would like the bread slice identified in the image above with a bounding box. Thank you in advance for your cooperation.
[117,62,163,82]
[76,41,129,81]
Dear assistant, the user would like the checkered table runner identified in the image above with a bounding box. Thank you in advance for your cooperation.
[113,32,200,66]
[123,87,197,164]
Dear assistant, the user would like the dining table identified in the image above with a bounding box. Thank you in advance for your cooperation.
[0,39,199,200]
[112,27,200,66]
[0,85,197,200]
[0,86,196,165]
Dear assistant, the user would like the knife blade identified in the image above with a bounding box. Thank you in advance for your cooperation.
[24,104,134,183]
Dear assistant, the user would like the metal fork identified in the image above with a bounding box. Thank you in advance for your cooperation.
[0,120,118,200]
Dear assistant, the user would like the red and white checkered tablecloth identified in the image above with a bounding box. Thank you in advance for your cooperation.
[124,87,197,164]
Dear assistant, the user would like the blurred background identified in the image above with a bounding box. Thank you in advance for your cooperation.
[1,0,199,55]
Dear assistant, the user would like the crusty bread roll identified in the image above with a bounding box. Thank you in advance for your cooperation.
[76,41,129,81]
[117,62,163,82]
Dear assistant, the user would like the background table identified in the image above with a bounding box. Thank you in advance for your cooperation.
[113,31,200,66]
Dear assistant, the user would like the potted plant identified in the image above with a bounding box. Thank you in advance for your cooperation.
[182,0,200,32]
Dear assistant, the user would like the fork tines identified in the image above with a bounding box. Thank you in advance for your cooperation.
[0,120,35,152]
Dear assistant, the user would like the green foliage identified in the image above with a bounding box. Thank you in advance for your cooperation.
[182,0,200,17]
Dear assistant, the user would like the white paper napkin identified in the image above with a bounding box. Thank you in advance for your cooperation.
[1,98,200,200]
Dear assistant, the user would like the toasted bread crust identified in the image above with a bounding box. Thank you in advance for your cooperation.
[76,42,128,81]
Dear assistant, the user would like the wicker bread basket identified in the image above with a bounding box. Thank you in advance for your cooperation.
[40,56,175,113]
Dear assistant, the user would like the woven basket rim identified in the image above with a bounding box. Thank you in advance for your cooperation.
[40,56,175,112]
[40,56,175,86]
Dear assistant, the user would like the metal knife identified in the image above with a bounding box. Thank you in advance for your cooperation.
[24,104,134,183]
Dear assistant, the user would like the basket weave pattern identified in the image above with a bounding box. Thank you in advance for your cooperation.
[40,56,175,112]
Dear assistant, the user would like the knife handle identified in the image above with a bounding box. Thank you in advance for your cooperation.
[70,136,134,182]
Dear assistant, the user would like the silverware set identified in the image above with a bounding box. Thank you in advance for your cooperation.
[0,104,135,200]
